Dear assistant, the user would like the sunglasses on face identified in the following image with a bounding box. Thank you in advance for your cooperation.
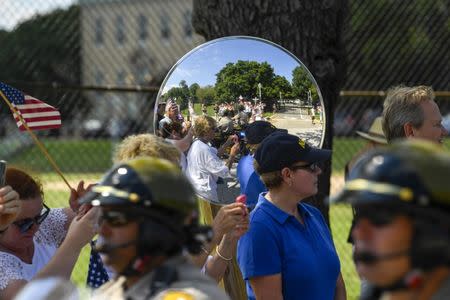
[99,210,138,227]
[13,204,50,233]
[354,206,403,227]
[290,162,321,173]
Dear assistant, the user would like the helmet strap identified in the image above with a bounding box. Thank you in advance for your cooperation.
[378,269,424,292]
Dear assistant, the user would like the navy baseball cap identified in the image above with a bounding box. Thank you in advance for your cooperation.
[254,132,332,173]
[244,121,287,145]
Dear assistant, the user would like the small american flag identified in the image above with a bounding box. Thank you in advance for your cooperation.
[0,82,61,131]
[86,243,110,288]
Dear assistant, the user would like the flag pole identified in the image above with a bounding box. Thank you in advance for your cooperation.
[0,90,72,190]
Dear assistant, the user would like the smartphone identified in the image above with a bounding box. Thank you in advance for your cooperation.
[0,160,6,187]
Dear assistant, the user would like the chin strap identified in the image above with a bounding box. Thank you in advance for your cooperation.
[120,255,152,277]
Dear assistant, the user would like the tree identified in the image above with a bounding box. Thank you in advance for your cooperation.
[193,0,348,221]
[196,85,216,105]
[164,80,191,109]
[215,60,291,106]
[291,66,319,104]
[0,5,81,118]
[189,83,200,103]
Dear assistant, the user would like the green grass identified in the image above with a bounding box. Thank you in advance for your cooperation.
[330,205,360,300]
[8,139,113,173]
[181,103,216,117]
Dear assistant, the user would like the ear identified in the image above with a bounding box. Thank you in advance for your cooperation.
[280,167,293,185]
[404,122,415,138]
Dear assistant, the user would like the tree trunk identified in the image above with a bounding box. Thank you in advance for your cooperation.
[192,1,348,299]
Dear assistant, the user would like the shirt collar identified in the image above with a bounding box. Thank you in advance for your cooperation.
[256,193,313,224]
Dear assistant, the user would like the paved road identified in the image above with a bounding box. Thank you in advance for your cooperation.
[270,112,324,147]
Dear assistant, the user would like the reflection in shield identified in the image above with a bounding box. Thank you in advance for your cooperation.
[154,36,326,300]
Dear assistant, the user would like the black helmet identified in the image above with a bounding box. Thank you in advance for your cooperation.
[80,157,208,257]
[332,139,450,271]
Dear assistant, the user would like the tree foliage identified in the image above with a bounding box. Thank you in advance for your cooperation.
[291,66,319,105]
[215,60,291,105]
[0,5,81,117]
[196,85,216,105]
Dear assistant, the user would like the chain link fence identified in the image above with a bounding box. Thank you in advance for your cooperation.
[1,1,449,299]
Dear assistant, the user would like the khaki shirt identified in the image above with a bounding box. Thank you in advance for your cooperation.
[92,255,229,300]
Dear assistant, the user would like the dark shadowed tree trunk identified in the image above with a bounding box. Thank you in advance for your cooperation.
[192,1,348,299]
[193,0,348,222]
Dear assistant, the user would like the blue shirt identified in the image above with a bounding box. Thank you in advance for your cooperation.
[237,194,341,300]
[236,154,267,209]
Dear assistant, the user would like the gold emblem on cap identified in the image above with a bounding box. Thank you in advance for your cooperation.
[298,139,306,149]
[162,290,194,300]
[128,193,140,202]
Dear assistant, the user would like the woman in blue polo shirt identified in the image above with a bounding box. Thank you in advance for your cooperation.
[237,132,346,300]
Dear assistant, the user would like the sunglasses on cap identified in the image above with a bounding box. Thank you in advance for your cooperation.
[354,206,404,227]
[98,210,140,227]
[289,162,321,173]
[13,204,50,233]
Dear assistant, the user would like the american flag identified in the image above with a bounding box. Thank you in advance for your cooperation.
[86,243,110,288]
[0,82,61,131]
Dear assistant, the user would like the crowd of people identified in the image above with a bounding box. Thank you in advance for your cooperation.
[0,84,449,300]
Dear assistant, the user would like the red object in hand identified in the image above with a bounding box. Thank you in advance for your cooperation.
[236,194,247,204]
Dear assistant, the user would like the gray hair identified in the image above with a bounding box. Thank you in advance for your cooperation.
[382,85,435,142]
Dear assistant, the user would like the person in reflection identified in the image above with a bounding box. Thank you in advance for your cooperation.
[186,115,240,206]
[382,85,447,144]
[236,121,286,210]
[237,132,346,300]
[331,140,450,300]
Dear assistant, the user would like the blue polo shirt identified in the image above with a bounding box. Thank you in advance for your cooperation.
[236,154,267,210]
[237,194,341,300]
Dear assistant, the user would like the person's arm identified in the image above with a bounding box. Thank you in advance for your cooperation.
[190,202,247,268]
[0,279,28,300]
[334,272,347,300]
[217,135,237,157]
[250,274,283,300]
[66,181,95,230]
[204,215,249,283]
[170,126,194,153]
[35,207,98,279]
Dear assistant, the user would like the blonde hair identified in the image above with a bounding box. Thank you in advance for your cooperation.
[114,133,180,165]
[253,160,283,189]
[382,85,435,142]
[193,115,216,138]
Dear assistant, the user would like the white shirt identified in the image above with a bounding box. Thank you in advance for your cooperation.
[186,139,230,202]
[0,208,68,290]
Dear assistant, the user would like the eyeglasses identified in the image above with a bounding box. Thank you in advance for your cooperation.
[354,206,402,227]
[290,162,321,173]
[98,210,138,227]
[13,204,50,233]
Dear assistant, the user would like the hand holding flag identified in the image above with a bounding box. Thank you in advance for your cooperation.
[0,82,71,190]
